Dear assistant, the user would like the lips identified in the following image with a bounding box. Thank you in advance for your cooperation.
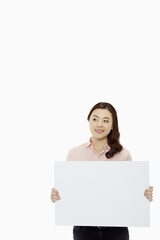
[95,129,104,134]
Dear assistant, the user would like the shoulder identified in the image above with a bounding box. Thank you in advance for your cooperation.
[65,142,87,161]
[112,147,132,161]
[68,142,86,153]
[119,147,132,161]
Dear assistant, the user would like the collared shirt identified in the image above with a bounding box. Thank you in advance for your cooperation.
[66,137,132,161]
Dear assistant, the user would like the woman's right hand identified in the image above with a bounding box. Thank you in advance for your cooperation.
[51,187,61,203]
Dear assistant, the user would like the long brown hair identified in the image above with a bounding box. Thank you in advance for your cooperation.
[87,102,123,158]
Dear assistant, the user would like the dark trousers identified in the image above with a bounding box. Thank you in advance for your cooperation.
[73,226,129,240]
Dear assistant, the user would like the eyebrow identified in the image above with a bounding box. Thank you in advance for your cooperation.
[92,115,110,119]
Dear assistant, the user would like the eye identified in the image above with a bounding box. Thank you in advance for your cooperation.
[104,120,109,123]
[93,118,97,121]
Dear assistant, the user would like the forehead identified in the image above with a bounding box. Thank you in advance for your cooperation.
[91,108,112,118]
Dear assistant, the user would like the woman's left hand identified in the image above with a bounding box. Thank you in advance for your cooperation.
[144,186,153,202]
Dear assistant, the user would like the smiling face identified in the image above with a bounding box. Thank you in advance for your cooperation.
[89,108,113,140]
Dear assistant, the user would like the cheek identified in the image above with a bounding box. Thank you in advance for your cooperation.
[107,123,113,128]
[89,122,95,128]
[89,124,94,131]
[91,125,96,131]
[90,125,97,133]
[105,125,112,132]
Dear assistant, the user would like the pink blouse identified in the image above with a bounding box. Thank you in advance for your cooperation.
[66,137,132,162]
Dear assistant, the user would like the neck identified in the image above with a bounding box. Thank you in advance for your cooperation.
[91,137,108,150]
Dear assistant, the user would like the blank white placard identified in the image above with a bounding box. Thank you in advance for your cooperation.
[54,161,150,227]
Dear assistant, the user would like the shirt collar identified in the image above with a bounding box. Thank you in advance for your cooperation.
[86,137,110,150]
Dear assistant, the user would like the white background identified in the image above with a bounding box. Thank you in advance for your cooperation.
[0,0,160,240]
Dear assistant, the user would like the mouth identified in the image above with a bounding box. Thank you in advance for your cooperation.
[95,129,104,134]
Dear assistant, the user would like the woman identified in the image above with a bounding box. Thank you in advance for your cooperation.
[51,102,153,240]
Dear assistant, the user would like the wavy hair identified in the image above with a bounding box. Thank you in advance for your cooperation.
[87,102,123,158]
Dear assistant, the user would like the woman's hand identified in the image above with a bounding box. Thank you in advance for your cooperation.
[51,187,61,203]
[144,186,153,202]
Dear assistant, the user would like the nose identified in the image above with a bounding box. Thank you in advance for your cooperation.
[97,120,103,127]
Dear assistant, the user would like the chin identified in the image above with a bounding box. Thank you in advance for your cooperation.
[94,135,105,139]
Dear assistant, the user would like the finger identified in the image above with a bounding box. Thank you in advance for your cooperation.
[144,195,153,200]
[52,197,60,201]
[51,196,61,202]
[51,198,56,203]
[148,187,153,190]
[144,190,153,193]
[145,188,153,191]
[51,193,61,198]
[145,194,153,201]
[51,192,58,196]
[52,188,59,194]
[51,197,56,203]
[144,193,152,197]
[52,192,60,196]
[52,187,59,192]
[145,195,150,200]
[51,192,60,198]
[145,191,153,195]
[145,193,152,196]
